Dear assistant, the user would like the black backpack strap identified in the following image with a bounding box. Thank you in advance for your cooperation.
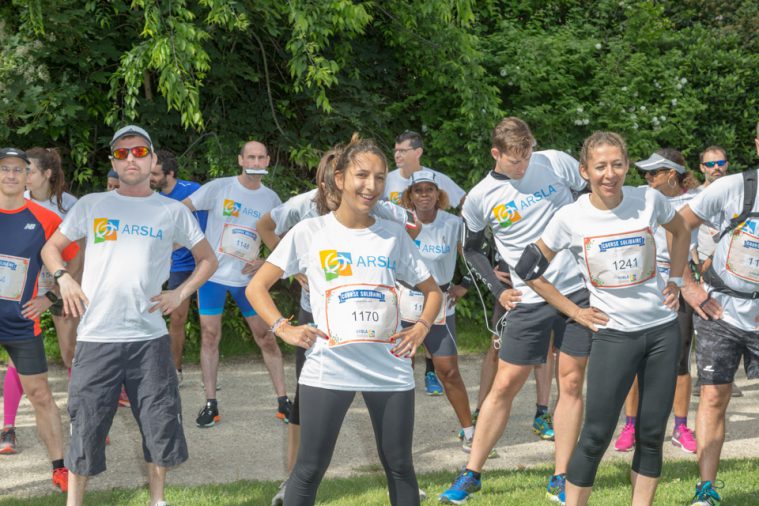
[716,170,758,242]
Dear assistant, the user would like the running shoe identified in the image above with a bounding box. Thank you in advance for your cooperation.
[461,435,498,458]
[276,397,292,423]
[532,413,555,441]
[425,371,444,396]
[52,467,69,492]
[439,470,481,504]
[419,488,427,501]
[672,424,697,454]
[0,427,17,454]
[271,478,287,506]
[689,480,722,505]
[614,423,636,452]
[546,473,566,505]
[458,410,480,441]
[118,386,130,408]
[196,401,220,428]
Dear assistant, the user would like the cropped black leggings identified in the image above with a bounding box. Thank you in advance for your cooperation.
[284,385,418,506]
[567,319,680,487]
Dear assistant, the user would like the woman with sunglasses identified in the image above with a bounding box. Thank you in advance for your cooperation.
[612,149,700,456]
[517,131,690,505]
[248,136,442,506]
[398,170,478,453]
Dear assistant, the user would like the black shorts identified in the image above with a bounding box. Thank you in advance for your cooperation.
[694,316,759,385]
[1,336,47,375]
[66,335,188,475]
[402,314,458,356]
[676,298,694,376]
[498,289,592,365]
[167,270,193,290]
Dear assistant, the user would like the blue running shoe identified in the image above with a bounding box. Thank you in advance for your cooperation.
[546,473,566,505]
[690,480,722,505]
[533,413,555,441]
[439,469,481,504]
[425,371,444,396]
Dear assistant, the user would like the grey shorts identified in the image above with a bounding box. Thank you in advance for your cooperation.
[499,289,592,365]
[1,335,47,375]
[694,316,759,385]
[402,314,458,357]
[66,335,188,476]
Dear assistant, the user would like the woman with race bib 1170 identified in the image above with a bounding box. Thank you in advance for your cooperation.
[247,136,442,506]
[515,131,691,505]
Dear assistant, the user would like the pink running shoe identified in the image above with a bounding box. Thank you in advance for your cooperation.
[672,424,696,453]
[614,423,636,452]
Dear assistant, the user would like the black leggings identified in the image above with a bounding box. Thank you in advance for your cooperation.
[285,385,418,506]
[567,319,680,487]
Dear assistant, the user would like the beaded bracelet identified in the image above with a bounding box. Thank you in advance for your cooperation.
[415,318,431,331]
[271,316,292,337]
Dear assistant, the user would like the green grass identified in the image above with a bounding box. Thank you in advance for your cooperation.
[1,459,755,505]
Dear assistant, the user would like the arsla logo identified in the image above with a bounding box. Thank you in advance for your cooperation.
[319,250,352,281]
[94,218,119,243]
[493,201,522,228]
[389,191,401,204]
[223,199,241,217]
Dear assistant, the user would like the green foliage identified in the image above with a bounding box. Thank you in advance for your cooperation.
[2,0,758,346]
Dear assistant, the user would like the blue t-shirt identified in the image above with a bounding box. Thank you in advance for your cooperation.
[0,201,77,341]
[162,180,208,272]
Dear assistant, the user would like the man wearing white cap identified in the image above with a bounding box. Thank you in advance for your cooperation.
[183,140,289,428]
[43,125,217,506]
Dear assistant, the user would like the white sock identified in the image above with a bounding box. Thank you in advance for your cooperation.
[463,426,475,440]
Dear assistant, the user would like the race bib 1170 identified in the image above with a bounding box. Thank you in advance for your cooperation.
[324,283,399,347]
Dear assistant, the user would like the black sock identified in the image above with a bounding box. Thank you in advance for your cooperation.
[425,358,435,374]
[277,395,289,405]
[52,459,64,470]
[207,398,217,407]
[465,468,481,480]
[535,404,548,419]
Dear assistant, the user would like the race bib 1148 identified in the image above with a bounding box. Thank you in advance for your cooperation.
[325,283,399,347]
[218,223,260,263]
[583,227,656,288]
[0,253,30,302]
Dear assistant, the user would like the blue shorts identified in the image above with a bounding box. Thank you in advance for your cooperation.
[197,280,256,317]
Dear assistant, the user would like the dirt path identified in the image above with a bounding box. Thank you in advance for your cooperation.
[2,355,758,499]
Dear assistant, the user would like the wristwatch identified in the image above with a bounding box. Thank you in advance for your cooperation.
[44,291,59,303]
[53,269,69,284]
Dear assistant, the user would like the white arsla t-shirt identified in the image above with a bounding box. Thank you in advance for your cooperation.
[25,191,79,292]
[271,190,412,313]
[405,210,461,319]
[189,176,281,287]
[59,192,204,342]
[267,212,431,391]
[689,170,759,331]
[383,167,466,208]
[651,190,698,277]
[462,150,586,304]
[542,186,677,331]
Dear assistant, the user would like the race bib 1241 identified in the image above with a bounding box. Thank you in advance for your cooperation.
[583,228,656,288]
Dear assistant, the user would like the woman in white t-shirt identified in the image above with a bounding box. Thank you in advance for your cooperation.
[25,148,82,366]
[247,136,442,506]
[397,170,478,450]
[613,148,701,455]
[515,132,690,505]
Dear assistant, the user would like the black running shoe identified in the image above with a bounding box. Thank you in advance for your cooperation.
[276,397,292,424]
[196,401,220,428]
